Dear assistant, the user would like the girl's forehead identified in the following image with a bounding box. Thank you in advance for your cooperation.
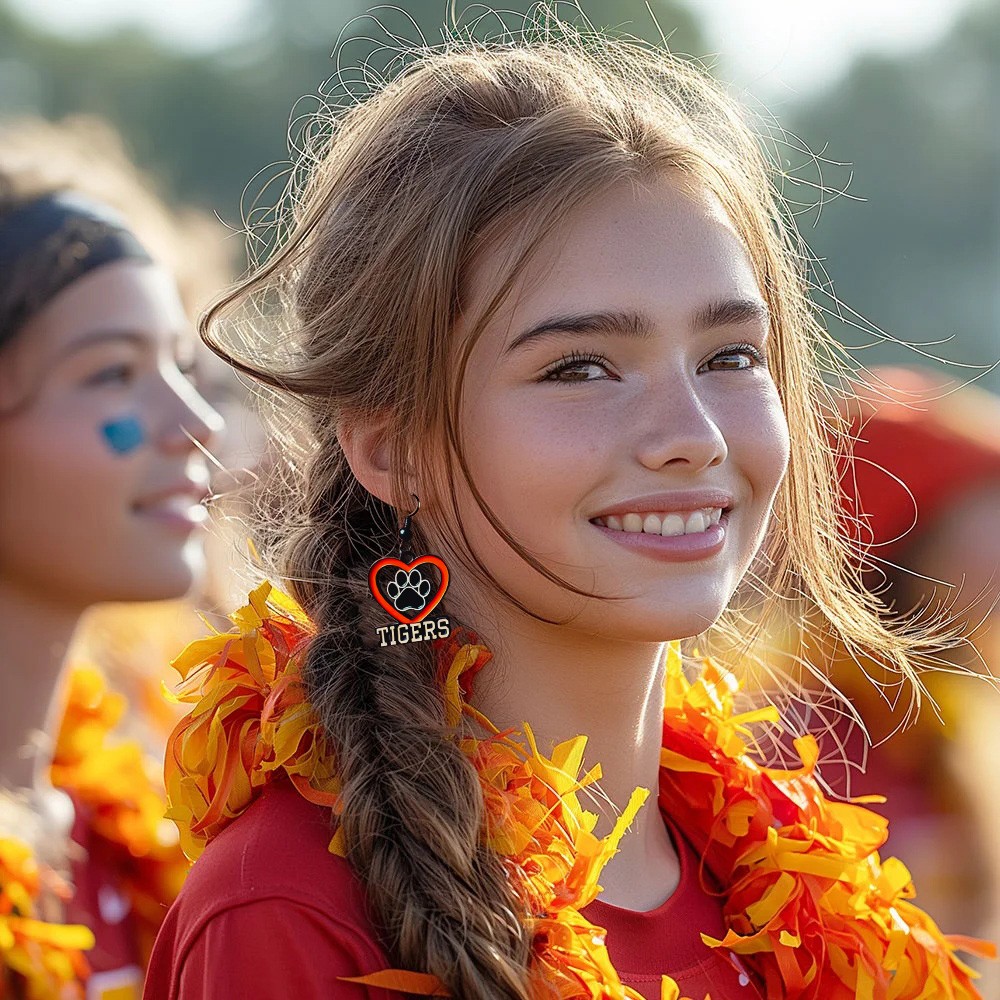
[0,264,193,410]
[18,260,188,356]
[459,176,760,346]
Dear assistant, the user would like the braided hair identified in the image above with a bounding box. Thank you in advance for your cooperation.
[281,441,534,998]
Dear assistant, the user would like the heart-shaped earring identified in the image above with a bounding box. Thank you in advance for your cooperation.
[367,494,453,644]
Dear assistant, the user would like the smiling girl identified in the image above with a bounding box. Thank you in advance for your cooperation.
[144,9,994,1000]
[0,118,224,997]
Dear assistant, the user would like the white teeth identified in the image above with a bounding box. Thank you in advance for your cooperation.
[684,511,708,534]
[660,513,685,537]
[642,513,661,534]
[595,507,724,535]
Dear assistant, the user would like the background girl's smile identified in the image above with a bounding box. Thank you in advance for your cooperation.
[132,476,211,528]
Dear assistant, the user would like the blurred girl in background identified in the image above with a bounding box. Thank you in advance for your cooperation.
[0,115,229,998]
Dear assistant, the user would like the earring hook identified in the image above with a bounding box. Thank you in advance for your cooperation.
[397,492,420,562]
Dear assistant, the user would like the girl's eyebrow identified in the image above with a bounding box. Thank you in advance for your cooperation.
[503,297,771,355]
[55,329,194,372]
[40,329,154,376]
[63,329,152,355]
[63,328,197,358]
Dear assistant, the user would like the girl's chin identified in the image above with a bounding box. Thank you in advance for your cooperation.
[570,600,732,644]
[95,549,205,604]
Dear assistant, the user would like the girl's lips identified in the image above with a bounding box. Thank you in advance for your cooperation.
[590,511,728,562]
[133,495,208,532]
[132,477,211,533]
[590,489,734,519]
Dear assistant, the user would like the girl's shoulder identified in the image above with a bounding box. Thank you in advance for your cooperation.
[150,579,381,953]
[145,773,396,1000]
[169,771,368,931]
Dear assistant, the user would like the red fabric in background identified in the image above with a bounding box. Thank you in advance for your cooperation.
[839,366,1000,563]
[143,773,763,1000]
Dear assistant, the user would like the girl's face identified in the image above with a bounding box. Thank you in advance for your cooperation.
[0,259,224,606]
[443,173,790,641]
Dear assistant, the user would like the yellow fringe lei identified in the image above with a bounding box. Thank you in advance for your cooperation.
[164,581,996,1000]
[2,662,190,998]
[0,832,95,999]
[1,650,192,999]
[49,665,190,969]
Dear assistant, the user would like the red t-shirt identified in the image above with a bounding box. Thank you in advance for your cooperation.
[144,774,763,1000]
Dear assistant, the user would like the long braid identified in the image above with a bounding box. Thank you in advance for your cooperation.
[284,445,535,999]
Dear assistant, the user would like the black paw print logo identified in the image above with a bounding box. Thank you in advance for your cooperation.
[384,568,431,613]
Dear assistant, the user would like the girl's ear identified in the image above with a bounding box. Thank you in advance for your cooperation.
[336,408,392,503]
[336,408,412,506]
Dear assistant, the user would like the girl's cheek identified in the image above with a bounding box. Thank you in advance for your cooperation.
[2,403,143,494]
[766,388,792,477]
[755,389,790,471]
[746,393,790,506]
[99,414,148,455]
[717,383,788,485]
[57,381,152,455]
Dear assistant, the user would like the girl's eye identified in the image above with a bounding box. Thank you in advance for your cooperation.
[698,342,767,373]
[86,363,137,386]
[541,350,615,384]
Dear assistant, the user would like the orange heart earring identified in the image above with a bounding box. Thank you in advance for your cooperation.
[367,493,453,647]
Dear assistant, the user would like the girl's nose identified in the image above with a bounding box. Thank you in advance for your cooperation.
[155,373,226,457]
[636,381,728,472]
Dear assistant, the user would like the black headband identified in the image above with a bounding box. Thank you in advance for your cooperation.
[0,191,154,349]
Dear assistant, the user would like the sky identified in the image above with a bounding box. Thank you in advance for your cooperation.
[8,0,978,99]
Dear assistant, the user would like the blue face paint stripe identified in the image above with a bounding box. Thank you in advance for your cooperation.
[100,415,146,454]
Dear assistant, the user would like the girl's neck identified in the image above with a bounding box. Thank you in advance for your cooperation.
[466,617,681,910]
[0,578,83,793]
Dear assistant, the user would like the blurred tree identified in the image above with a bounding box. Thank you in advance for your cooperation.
[0,0,995,387]
[784,0,998,389]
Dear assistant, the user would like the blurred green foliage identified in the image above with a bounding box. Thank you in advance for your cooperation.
[783,0,998,387]
[1,0,996,387]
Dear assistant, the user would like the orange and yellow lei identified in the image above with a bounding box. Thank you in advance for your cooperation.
[49,665,190,969]
[0,834,94,999]
[2,656,189,997]
[164,581,996,1000]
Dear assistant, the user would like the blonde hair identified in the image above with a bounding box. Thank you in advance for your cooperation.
[200,7,949,997]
